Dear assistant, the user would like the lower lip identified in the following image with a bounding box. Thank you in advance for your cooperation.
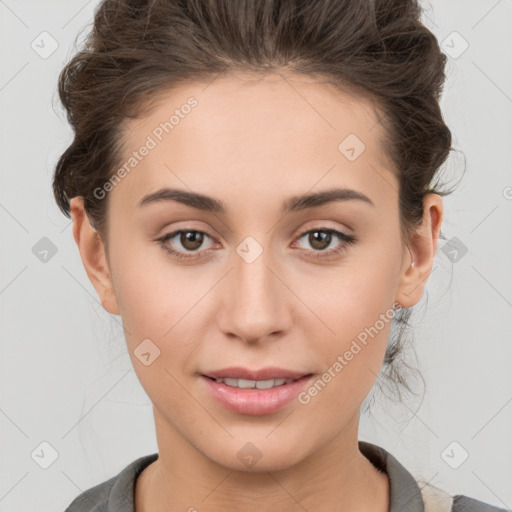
[201,375,313,415]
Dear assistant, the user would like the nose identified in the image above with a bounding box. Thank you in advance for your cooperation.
[216,242,292,345]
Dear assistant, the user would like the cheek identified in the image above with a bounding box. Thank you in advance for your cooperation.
[300,244,400,337]
[110,250,205,403]
[300,247,401,406]
[301,299,394,415]
[108,239,209,376]
[109,235,192,334]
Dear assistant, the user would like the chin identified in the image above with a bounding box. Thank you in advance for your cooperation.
[198,433,314,473]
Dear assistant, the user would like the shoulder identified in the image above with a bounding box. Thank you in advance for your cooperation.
[63,453,159,512]
[359,441,509,512]
[63,477,114,512]
[451,494,510,512]
[420,482,509,512]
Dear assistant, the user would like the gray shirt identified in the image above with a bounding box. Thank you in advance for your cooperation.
[64,441,508,511]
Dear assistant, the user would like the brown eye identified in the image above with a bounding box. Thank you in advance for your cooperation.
[179,231,205,251]
[157,229,216,260]
[307,230,332,250]
[294,228,357,260]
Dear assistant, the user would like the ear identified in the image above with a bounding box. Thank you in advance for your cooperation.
[69,197,120,316]
[395,193,443,308]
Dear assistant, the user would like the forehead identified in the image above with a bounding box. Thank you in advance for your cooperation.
[111,71,395,213]
[123,70,386,149]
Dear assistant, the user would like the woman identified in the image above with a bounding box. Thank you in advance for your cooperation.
[53,0,507,510]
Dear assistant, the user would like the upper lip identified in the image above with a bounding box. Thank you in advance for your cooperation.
[202,366,312,381]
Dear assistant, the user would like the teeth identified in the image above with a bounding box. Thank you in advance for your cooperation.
[215,378,294,389]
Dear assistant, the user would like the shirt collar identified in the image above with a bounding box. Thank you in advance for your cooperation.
[359,440,425,512]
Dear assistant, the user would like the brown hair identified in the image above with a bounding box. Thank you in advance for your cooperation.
[53,0,455,402]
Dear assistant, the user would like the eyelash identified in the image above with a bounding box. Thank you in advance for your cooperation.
[156,228,357,261]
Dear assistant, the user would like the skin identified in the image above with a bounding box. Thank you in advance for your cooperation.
[70,70,443,512]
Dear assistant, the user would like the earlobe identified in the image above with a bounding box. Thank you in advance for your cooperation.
[395,194,443,309]
[69,197,120,316]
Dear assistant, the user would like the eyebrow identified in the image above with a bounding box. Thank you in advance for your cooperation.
[137,186,375,214]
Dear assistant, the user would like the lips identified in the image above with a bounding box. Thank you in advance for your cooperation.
[201,372,314,415]
[201,366,311,381]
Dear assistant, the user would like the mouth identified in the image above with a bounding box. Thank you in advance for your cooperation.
[202,375,306,390]
[201,366,312,388]
[200,367,314,415]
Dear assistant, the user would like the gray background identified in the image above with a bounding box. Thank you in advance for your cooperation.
[1,0,511,510]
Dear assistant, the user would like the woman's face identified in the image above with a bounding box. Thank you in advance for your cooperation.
[72,71,441,472]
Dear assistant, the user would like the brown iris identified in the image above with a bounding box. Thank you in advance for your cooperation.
[180,231,204,251]
[307,230,332,250]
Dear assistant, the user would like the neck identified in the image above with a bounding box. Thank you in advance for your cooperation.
[135,410,389,512]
